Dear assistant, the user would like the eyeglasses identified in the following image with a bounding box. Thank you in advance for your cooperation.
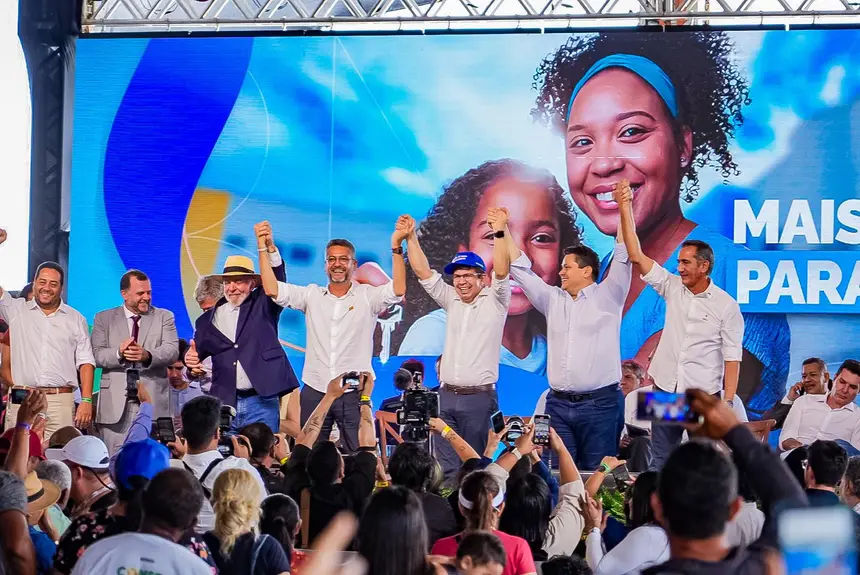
[326,256,354,266]
[452,273,480,281]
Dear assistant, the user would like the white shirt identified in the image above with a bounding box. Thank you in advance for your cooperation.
[213,301,251,390]
[779,393,860,449]
[273,277,401,393]
[70,532,212,575]
[585,524,670,575]
[0,291,95,388]
[419,270,510,387]
[170,450,266,533]
[624,386,652,432]
[510,243,631,392]
[642,263,744,395]
[725,501,765,548]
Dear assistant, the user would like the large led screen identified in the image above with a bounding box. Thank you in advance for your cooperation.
[70,30,860,415]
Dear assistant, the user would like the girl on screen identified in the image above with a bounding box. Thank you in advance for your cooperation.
[396,158,583,375]
[532,32,790,413]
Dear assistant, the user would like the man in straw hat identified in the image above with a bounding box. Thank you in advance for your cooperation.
[185,222,299,433]
[259,217,408,453]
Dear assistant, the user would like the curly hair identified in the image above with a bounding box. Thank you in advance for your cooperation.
[394,158,582,352]
[532,32,750,202]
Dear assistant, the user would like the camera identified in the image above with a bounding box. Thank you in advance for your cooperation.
[505,416,525,442]
[217,405,238,457]
[126,369,140,401]
[393,367,423,392]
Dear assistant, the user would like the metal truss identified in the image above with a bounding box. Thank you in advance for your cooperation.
[82,0,860,33]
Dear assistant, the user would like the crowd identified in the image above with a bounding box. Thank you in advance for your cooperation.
[1,175,859,575]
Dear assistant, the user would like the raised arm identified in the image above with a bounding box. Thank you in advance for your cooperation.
[430,417,480,462]
[256,221,280,298]
[390,216,410,297]
[505,236,554,316]
[405,223,433,281]
[614,180,654,275]
[357,373,378,449]
[487,208,510,279]
[297,375,348,448]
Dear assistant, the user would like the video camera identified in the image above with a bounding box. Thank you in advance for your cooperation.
[391,368,439,443]
[217,405,239,457]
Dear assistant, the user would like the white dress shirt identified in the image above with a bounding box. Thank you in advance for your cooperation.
[585,524,670,575]
[170,451,265,533]
[641,263,744,395]
[273,277,401,393]
[419,270,510,387]
[510,242,631,392]
[779,393,860,449]
[212,301,252,390]
[725,501,765,548]
[0,291,95,388]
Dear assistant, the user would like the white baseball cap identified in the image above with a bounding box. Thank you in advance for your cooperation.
[45,436,110,470]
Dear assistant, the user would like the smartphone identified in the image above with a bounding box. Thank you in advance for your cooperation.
[125,369,140,400]
[10,388,27,404]
[343,372,361,389]
[532,414,551,446]
[491,410,505,434]
[156,417,176,444]
[611,463,631,483]
[779,506,857,574]
[636,390,700,423]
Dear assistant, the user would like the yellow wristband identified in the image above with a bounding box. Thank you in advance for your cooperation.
[360,396,371,402]
[441,425,452,438]
[279,456,290,465]
[375,480,390,489]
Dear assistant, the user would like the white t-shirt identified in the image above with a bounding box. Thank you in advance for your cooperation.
[170,451,267,533]
[70,532,212,575]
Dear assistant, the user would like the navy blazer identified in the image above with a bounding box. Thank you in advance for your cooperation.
[193,260,299,409]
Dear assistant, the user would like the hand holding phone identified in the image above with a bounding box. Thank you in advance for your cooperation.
[343,372,360,389]
[155,417,176,445]
[10,388,27,405]
[490,410,505,434]
[637,390,700,423]
[533,414,551,447]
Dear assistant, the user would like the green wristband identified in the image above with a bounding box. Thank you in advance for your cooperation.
[81,398,93,404]
[600,462,611,474]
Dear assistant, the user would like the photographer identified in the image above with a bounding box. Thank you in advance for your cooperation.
[282,372,378,547]
[238,422,290,495]
[167,395,264,533]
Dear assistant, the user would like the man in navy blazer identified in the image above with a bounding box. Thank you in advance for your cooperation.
[185,221,299,432]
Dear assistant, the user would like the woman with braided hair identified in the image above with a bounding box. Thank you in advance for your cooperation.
[532,32,790,414]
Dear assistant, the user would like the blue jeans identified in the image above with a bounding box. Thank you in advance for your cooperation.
[544,385,624,470]
[836,439,860,456]
[231,393,280,434]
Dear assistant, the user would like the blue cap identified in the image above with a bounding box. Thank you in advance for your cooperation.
[444,252,486,275]
[114,439,170,490]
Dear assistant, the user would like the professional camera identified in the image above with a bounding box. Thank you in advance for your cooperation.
[505,416,525,442]
[217,405,238,457]
[391,368,439,443]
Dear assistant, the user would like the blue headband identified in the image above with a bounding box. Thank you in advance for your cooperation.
[565,54,679,123]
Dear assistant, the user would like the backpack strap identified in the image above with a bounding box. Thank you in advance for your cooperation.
[300,488,311,548]
[183,457,224,500]
[249,534,271,575]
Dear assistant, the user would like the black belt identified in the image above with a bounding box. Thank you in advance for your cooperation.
[236,388,258,399]
[550,384,618,403]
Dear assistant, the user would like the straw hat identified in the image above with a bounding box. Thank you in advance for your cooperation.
[212,255,260,281]
[25,471,60,524]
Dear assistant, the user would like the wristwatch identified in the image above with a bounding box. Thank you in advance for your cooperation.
[391,246,404,255]
[494,230,505,238]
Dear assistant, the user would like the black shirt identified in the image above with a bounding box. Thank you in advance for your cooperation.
[418,491,457,547]
[203,532,291,575]
[283,444,377,547]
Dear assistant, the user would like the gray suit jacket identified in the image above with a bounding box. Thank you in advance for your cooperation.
[91,305,179,425]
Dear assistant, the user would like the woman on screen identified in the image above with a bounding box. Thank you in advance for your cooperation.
[396,158,583,375]
[531,32,790,413]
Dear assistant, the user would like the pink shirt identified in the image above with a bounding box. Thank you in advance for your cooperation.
[431,530,536,575]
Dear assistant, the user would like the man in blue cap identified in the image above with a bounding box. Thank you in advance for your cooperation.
[402,214,511,478]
